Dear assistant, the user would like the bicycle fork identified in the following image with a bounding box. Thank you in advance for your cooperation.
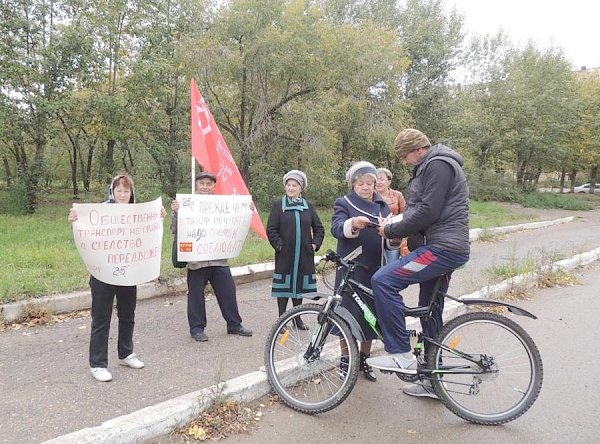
[302,295,340,362]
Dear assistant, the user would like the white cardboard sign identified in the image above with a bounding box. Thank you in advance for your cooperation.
[175,194,252,262]
[72,198,164,286]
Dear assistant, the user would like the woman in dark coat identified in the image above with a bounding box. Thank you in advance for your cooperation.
[267,170,325,328]
[332,161,392,381]
[67,173,167,382]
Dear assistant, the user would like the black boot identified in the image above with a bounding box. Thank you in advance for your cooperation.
[360,352,377,382]
[339,356,349,378]
[294,316,309,330]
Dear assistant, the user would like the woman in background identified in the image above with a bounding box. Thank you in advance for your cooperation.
[376,167,407,259]
[267,170,325,328]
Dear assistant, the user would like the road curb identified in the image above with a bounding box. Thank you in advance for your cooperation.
[468,216,573,241]
[0,216,575,323]
[44,370,272,444]
[44,245,600,444]
[0,262,277,323]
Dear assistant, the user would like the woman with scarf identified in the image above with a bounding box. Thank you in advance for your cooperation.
[331,161,393,382]
[267,170,325,328]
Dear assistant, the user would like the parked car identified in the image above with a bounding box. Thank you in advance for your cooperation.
[574,183,597,193]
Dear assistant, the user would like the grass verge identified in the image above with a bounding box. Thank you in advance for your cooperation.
[0,189,591,303]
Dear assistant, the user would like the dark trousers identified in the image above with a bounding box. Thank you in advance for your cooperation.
[371,246,469,354]
[418,273,452,358]
[89,276,137,368]
[277,297,303,316]
[186,266,242,335]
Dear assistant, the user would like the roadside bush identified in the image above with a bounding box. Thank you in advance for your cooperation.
[517,192,593,210]
[466,171,521,202]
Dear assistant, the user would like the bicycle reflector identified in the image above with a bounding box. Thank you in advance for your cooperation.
[449,336,460,349]
[279,330,290,346]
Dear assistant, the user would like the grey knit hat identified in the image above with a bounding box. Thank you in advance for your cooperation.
[345,161,377,188]
[394,129,431,156]
[283,170,307,190]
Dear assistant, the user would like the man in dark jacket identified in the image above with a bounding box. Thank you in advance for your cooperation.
[171,172,252,342]
[366,129,470,398]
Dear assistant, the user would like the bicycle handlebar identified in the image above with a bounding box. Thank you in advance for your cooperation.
[323,249,368,271]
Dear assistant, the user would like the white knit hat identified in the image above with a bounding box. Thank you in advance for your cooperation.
[283,170,307,190]
[345,161,377,188]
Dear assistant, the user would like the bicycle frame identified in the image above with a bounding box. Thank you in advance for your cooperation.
[308,250,538,373]
[265,250,543,423]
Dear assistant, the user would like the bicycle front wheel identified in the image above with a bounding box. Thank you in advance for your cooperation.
[428,311,543,425]
[264,304,359,414]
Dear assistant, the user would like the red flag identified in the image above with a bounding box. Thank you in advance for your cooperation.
[190,78,268,240]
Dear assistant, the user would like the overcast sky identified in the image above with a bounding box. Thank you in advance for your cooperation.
[447,0,600,70]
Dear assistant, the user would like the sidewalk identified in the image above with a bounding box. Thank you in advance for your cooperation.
[1,211,599,443]
[0,216,576,323]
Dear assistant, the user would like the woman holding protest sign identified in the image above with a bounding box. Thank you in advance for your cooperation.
[67,173,166,382]
[266,170,325,329]
[170,171,253,343]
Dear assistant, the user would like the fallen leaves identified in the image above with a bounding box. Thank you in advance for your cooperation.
[171,399,265,442]
[0,309,90,332]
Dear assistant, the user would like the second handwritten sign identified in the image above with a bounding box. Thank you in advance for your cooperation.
[176,194,253,262]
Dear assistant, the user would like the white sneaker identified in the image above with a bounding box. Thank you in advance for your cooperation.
[91,367,113,382]
[366,353,418,374]
[119,353,144,369]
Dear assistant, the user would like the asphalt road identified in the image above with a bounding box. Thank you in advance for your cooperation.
[1,207,599,443]
[221,260,600,444]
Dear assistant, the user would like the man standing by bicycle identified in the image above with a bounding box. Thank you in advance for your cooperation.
[366,129,470,398]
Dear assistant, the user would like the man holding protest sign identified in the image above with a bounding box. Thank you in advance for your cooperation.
[68,173,167,382]
[171,172,253,342]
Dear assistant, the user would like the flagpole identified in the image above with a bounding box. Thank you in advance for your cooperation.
[191,156,196,193]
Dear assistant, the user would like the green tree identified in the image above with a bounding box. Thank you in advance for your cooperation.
[125,0,209,197]
[0,0,67,212]
[497,45,577,189]
[186,0,408,200]
[446,31,513,174]
[569,70,600,192]
[397,0,464,138]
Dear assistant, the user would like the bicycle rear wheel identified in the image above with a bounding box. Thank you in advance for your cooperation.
[428,311,543,425]
[264,304,359,414]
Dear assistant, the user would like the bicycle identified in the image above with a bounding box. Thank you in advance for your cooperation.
[264,250,543,425]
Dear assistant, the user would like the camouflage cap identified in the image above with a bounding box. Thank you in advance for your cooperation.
[394,129,431,156]
[195,171,217,183]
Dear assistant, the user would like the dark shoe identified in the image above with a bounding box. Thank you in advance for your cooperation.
[227,325,253,337]
[339,356,349,379]
[192,331,208,342]
[360,352,377,382]
[294,317,309,330]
